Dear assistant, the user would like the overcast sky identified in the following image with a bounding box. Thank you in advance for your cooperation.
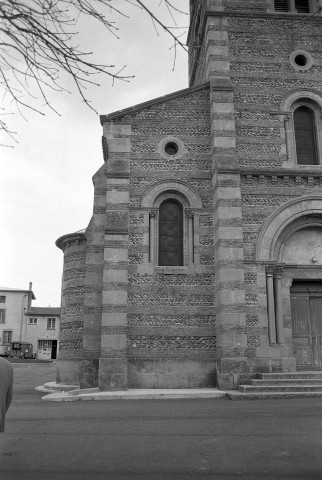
[1,0,189,307]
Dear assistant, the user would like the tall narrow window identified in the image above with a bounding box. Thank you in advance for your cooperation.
[294,107,318,165]
[159,199,183,266]
[274,0,289,11]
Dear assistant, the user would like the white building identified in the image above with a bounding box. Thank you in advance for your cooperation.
[24,307,60,360]
[0,284,60,359]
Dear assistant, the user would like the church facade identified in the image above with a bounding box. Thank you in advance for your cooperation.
[56,0,322,390]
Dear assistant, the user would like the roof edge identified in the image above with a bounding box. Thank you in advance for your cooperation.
[0,288,36,299]
[56,229,86,251]
[100,82,210,124]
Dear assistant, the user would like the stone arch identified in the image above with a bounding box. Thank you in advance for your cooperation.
[142,180,202,266]
[280,90,322,167]
[280,89,322,111]
[141,180,202,209]
[256,195,322,261]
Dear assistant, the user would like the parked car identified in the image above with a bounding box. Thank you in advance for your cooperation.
[8,342,35,359]
[0,345,9,357]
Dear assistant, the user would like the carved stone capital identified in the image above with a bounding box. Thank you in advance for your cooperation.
[265,264,276,276]
[274,265,284,278]
[149,209,158,218]
[185,208,194,219]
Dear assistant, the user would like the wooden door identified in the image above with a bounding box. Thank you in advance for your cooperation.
[290,283,322,370]
[309,297,322,369]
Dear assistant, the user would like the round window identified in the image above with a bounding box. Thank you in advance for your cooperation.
[294,54,308,67]
[290,50,313,71]
[164,141,179,156]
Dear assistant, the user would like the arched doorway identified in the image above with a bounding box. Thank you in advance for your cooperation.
[283,226,322,370]
[256,197,322,371]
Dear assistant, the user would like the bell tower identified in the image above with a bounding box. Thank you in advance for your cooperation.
[188,0,322,389]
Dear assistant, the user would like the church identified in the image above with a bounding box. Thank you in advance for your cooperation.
[56,0,322,391]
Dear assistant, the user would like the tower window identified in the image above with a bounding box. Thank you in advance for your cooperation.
[294,107,318,165]
[274,0,289,11]
[295,0,310,12]
[159,199,183,266]
[274,0,311,12]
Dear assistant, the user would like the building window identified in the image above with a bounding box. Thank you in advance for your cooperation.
[294,107,318,165]
[0,309,5,323]
[0,296,6,303]
[29,318,38,325]
[3,330,12,345]
[164,141,179,156]
[159,199,184,266]
[47,318,56,330]
[274,0,311,12]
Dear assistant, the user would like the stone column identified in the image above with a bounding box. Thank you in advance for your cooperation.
[149,209,157,263]
[265,265,277,346]
[284,115,292,161]
[186,209,194,264]
[99,123,131,391]
[274,265,284,345]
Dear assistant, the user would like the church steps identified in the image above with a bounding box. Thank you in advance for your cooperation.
[259,372,322,380]
[251,379,322,385]
[228,372,322,399]
[238,384,322,393]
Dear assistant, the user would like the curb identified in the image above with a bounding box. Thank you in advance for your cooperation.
[38,387,226,402]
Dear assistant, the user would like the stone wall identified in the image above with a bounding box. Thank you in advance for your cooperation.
[57,232,86,384]
[102,85,217,388]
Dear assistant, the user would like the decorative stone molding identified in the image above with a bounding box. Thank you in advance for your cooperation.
[256,195,322,261]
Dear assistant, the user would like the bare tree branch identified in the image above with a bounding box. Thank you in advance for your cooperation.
[0,0,188,147]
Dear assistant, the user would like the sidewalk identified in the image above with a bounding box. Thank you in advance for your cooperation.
[37,382,226,402]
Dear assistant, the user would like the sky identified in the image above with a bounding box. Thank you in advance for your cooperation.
[1,0,189,307]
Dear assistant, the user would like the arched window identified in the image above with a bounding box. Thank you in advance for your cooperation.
[294,106,318,165]
[158,199,183,266]
[143,182,200,267]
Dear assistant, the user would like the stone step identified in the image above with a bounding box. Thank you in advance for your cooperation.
[259,372,322,380]
[238,384,322,393]
[226,391,322,400]
[35,381,77,393]
[251,378,322,386]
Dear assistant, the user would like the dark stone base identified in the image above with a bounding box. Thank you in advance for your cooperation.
[56,359,82,385]
[80,359,99,389]
[216,357,250,390]
[98,357,127,391]
[128,358,216,388]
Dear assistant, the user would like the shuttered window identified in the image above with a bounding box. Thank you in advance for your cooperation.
[294,107,318,165]
[274,0,289,11]
[159,199,183,266]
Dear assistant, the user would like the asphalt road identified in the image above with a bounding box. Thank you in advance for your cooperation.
[1,363,322,480]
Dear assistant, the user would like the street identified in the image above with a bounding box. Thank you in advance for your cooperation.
[1,363,322,479]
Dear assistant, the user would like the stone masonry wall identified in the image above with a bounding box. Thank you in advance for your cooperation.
[57,234,86,384]
[109,85,217,388]
[226,3,322,369]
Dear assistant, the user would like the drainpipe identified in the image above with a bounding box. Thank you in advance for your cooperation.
[20,294,28,342]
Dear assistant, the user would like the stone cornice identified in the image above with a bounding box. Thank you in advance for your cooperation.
[216,168,322,177]
[56,230,86,251]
